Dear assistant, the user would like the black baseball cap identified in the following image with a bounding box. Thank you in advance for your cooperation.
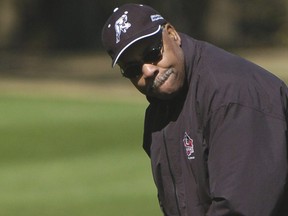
[101,4,167,67]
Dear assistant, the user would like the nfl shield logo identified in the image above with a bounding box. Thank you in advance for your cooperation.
[183,132,195,160]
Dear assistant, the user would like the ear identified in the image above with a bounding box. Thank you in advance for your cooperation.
[163,23,181,46]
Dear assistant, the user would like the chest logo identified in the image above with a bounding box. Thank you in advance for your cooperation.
[183,132,195,160]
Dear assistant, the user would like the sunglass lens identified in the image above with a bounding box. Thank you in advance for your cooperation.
[144,48,162,63]
[121,63,142,78]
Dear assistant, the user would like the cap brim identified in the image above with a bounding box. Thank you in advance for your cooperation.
[112,25,162,67]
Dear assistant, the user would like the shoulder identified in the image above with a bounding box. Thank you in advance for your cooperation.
[192,43,287,120]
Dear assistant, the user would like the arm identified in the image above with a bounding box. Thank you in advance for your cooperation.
[206,103,287,216]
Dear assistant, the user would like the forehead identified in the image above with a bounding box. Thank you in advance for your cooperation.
[118,34,162,64]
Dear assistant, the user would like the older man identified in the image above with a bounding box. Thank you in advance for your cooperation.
[102,4,288,216]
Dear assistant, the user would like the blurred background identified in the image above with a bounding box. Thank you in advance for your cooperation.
[1,0,288,51]
[0,1,287,216]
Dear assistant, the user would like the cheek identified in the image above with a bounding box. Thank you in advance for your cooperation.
[162,39,185,71]
[165,48,185,89]
[172,46,185,68]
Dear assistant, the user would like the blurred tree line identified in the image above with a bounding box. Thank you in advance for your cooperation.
[0,0,287,52]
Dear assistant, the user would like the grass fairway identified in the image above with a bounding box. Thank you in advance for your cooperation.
[0,93,161,216]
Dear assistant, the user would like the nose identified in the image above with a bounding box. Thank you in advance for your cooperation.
[142,63,158,79]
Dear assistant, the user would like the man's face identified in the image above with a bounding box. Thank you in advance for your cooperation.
[118,24,185,100]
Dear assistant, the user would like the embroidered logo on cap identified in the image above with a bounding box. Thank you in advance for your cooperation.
[150,14,164,22]
[183,132,195,160]
[114,11,131,44]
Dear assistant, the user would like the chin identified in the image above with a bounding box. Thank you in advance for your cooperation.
[143,79,185,100]
[155,89,181,100]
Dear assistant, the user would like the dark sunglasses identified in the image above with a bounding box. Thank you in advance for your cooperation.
[119,39,163,79]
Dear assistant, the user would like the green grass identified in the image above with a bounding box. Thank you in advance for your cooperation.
[0,94,161,216]
[0,95,144,163]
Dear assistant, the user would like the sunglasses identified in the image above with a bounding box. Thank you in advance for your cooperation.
[119,39,163,79]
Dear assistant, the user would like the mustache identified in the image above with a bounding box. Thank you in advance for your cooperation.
[152,68,173,89]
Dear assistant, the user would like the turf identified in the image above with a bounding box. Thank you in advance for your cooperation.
[0,94,161,216]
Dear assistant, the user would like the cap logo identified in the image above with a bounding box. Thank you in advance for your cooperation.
[114,11,131,44]
[150,14,164,22]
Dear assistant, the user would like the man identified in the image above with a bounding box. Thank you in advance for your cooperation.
[102,3,288,216]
